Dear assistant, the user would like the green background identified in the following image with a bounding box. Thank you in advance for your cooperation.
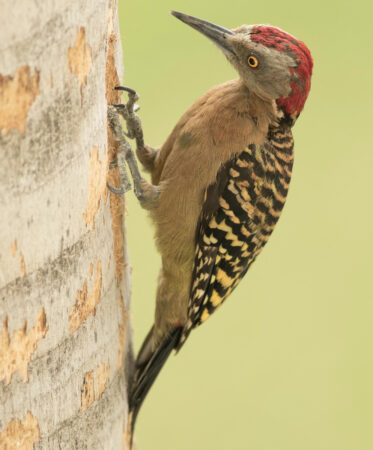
[118,1,373,449]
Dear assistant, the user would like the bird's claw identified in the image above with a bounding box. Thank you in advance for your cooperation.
[109,159,118,169]
[107,159,131,195]
[112,103,140,112]
[107,86,153,205]
[106,182,125,195]
[112,86,143,142]
[114,85,140,108]
[114,85,137,95]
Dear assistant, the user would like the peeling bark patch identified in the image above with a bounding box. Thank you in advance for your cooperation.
[96,361,110,399]
[105,32,120,105]
[68,27,92,97]
[107,7,114,37]
[89,262,94,279]
[11,240,27,277]
[11,239,17,257]
[109,187,126,284]
[0,309,48,385]
[81,362,110,410]
[69,262,102,333]
[0,66,40,135]
[19,251,26,277]
[81,370,95,411]
[0,411,40,449]
[118,294,127,369]
[122,412,133,450]
[106,32,126,284]
[83,146,108,230]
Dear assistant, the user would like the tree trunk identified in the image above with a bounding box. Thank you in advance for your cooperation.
[0,1,133,448]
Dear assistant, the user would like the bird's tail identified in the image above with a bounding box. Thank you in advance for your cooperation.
[129,326,182,444]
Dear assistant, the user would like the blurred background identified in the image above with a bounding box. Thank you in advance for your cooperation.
[118,1,372,449]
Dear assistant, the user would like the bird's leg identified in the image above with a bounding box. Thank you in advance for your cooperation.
[107,102,160,209]
[114,86,158,173]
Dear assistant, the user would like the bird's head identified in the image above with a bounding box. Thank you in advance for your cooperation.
[171,11,313,120]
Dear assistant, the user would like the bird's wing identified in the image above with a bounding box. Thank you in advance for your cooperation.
[177,142,288,348]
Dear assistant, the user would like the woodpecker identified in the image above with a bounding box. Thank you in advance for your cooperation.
[108,10,313,437]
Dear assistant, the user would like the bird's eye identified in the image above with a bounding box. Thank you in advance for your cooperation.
[248,56,259,68]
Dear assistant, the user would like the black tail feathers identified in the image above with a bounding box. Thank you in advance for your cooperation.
[128,327,182,444]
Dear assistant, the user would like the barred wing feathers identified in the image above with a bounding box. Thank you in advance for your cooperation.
[177,127,294,348]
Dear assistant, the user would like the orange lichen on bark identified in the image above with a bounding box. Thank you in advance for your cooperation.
[96,361,110,399]
[0,411,40,449]
[83,146,108,230]
[0,309,48,385]
[68,27,92,96]
[0,66,40,135]
[69,262,102,334]
[81,370,95,411]
[117,294,128,369]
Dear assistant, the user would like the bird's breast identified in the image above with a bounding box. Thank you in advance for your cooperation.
[149,81,280,311]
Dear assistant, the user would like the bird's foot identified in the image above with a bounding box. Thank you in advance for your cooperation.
[107,106,132,195]
[113,86,143,143]
[113,86,158,172]
[107,102,160,209]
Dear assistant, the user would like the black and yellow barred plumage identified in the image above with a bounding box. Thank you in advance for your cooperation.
[178,124,294,347]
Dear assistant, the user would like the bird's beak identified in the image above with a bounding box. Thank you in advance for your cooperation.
[171,11,236,56]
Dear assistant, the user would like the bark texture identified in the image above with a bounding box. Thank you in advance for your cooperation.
[0,1,133,448]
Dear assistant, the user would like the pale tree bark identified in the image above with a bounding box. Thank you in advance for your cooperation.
[0,1,133,448]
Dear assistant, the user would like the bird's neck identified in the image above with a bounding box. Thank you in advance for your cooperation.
[274,103,298,128]
[233,78,299,128]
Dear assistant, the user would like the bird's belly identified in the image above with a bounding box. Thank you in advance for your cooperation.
[150,151,226,334]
